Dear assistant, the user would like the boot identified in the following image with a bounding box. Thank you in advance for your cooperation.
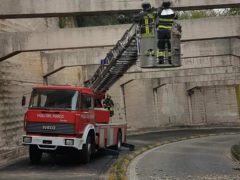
[168,56,172,64]
[158,57,164,64]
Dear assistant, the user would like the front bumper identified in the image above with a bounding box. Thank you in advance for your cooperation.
[22,135,84,150]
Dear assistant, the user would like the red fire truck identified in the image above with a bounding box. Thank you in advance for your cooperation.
[22,86,130,164]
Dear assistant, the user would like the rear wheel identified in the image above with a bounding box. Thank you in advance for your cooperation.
[29,145,42,164]
[114,131,122,151]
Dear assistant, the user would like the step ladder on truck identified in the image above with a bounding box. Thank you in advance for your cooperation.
[22,1,181,164]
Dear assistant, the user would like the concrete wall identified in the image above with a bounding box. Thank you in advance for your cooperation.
[113,79,240,130]
[0,18,58,164]
[120,80,189,130]
[124,79,155,129]
[0,0,239,18]
[113,35,240,129]
[180,16,240,41]
[0,24,131,61]
[0,18,58,32]
[0,52,43,160]
[112,78,240,129]
[41,47,112,77]
[46,65,99,86]
[0,16,239,61]
[232,38,240,57]
[190,86,239,125]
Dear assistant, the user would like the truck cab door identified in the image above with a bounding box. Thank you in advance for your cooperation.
[80,95,95,128]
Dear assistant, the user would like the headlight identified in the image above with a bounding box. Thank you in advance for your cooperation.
[65,139,74,146]
[23,136,32,143]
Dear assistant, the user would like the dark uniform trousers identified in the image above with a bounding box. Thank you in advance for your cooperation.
[157,29,171,61]
[157,14,174,64]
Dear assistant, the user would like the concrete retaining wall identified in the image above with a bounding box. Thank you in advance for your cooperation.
[0,52,43,151]
[188,85,239,125]
[112,80,240,130]
[0,18,58,163]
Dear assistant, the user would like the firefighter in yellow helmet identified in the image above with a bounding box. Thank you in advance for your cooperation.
[157,0,175,64]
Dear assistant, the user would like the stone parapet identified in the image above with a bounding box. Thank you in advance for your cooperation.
[0,16,239,62]
[0,0,239,18]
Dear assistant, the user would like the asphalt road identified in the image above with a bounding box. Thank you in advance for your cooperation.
[0,150,115,180]
[0,128,240,180]
[128,134,240,180]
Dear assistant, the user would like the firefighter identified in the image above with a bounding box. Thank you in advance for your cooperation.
[103,94,114,116]
[157,0,175,64]
[137,2,157,37]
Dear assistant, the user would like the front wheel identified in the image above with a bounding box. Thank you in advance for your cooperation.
[81,136,92,164]
[29,145,42,164]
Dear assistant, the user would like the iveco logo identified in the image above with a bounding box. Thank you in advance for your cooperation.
[42,125,56,130]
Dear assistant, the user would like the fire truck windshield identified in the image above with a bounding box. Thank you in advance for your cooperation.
[29,89,79,110]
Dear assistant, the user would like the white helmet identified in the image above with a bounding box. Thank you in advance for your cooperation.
[161,9,174,16]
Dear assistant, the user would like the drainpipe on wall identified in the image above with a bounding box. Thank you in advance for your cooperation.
[186,87,199,125]
[187,95,193,125]
[120,80,134,125]
[153,83,166,125]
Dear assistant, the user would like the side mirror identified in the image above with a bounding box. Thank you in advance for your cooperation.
[22,96,26,106]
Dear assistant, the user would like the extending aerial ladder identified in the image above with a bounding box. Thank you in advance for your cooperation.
[85,24,138,92]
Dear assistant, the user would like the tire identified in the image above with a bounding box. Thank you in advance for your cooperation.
[114,131,122,151]
[81,135,92,164]
[29,145,42,164]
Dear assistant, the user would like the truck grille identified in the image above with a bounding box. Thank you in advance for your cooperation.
[26,122,75,135]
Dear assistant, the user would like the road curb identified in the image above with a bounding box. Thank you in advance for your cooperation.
[108,132,240,180]
[127,127,240,136]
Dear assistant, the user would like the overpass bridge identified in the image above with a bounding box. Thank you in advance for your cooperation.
[0,0,239,18]
[0,16,239,61]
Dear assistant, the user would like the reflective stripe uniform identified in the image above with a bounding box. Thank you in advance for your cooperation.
[157,9,175,63]
[140,11,156,37]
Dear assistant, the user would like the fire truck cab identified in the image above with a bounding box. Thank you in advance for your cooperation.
[22,86,127,164]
